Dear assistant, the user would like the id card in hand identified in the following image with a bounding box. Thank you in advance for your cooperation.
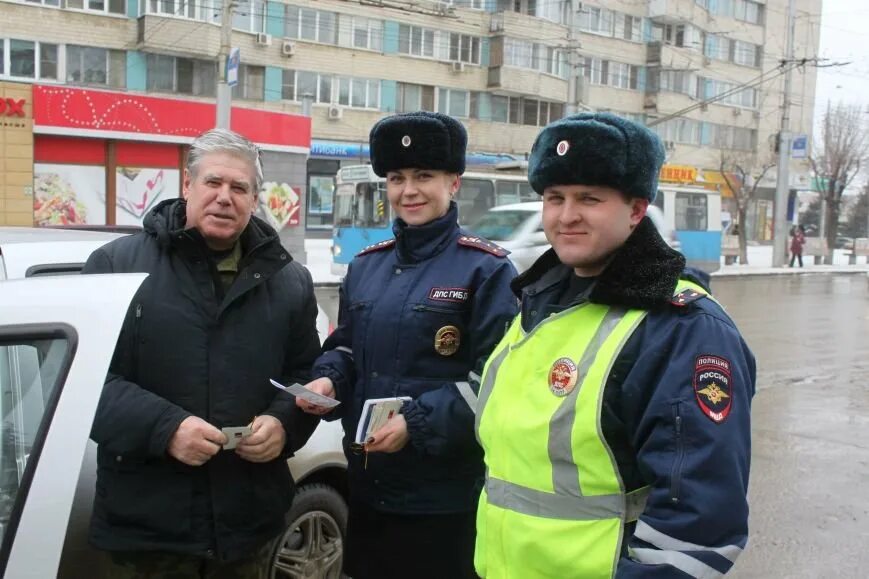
[222,426,252,450]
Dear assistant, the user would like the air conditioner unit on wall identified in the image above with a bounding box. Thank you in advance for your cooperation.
[327,105,343,120]
[281,39,295,57]
[255,33,272,46]
[451,61,465,73]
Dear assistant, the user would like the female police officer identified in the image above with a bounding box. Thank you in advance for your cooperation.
[298,111,518,579]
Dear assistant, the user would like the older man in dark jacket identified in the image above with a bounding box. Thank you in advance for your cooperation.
[83,129,321,577]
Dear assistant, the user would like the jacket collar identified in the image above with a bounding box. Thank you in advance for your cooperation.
[391,201,460,264]
[512,216,686,311]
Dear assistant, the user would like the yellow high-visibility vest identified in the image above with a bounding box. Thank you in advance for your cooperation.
[474,281,706,579]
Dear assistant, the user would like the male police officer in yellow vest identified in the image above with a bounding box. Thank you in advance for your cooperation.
[474,113,756,579]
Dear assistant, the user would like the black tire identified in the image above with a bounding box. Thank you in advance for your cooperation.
[270,484,348,579]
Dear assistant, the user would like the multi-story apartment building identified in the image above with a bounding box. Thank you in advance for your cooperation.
[0,0,820,240]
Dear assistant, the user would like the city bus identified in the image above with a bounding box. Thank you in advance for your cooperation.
[330,165,723,276]
[330,164,531,275]
[653,185,723,273]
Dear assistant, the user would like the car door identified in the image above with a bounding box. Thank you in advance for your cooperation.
[0,273,146,578]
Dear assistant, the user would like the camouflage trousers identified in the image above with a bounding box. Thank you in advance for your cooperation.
[104,540,274,579]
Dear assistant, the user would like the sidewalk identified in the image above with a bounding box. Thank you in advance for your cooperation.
[713,245,869,277]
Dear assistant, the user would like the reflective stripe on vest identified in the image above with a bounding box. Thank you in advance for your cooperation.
[474,280,707,579]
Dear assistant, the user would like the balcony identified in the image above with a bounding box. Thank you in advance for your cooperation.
[647,0,700,23]
[137,15,221,58]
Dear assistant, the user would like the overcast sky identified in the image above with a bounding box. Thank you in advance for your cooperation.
[813,0,869,125]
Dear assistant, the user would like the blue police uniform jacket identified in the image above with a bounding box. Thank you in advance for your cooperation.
[313,202,518,514]
[513,217,757,578]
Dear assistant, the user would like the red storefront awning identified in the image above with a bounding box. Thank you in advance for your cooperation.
[32,85,310,154]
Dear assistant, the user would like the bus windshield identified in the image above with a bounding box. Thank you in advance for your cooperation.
[334,181,390,229]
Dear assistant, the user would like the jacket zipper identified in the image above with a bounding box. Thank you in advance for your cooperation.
[132,303,143,374]
[670,402,685,504]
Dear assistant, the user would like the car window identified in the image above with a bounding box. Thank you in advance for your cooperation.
[0,333,71,546]
[469,210,534,241]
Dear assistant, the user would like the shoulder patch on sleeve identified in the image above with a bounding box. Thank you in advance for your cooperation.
[694,355,733,423]
[457,235,509,257]
[671,288,706,307]
[356,239,395,257]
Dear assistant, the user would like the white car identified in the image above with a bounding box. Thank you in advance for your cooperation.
[468,202,681,272]
[0,227,347,579]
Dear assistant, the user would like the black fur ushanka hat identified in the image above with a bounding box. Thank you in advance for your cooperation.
[369,111,467,177]
[528,112,665,201]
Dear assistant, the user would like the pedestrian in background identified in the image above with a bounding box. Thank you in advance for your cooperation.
[297,112,518,579]
[473,113,756,578]
[83,128,321,578]
[790,224,806,267]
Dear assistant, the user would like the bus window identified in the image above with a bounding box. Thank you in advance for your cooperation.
[356,183,390,228]
[497,181,519,205]
[519,182,536,202]
[457,178,495,225]
[675,193,708,231]
[334,183,356,227]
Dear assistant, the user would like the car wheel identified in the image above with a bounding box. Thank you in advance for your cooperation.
[270,483,347,579]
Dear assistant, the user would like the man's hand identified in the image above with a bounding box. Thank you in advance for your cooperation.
[167,416,226,466]
[236,415,286,463]
[295,377,335,416]
[366,415,409,454]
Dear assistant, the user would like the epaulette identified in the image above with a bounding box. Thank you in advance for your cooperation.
[671,288,706,307]
[357,238,395,257]
[457,235,509,257]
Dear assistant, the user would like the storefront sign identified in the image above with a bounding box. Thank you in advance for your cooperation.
[660,165,698,183]
[0,98,26,117]
[32,85,311,153]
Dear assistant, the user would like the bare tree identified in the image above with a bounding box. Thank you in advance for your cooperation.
[719,152,776,265]
[809,102,869,264]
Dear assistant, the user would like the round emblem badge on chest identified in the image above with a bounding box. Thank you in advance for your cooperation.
[434,325,461,356]
[548,357,578,397]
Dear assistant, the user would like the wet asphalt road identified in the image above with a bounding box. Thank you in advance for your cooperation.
[713,274,869,579]
[313,273,869,578]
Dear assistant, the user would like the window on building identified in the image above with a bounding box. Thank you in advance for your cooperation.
[578,5,614,36]
[397,82,435,112]
[286,6,337,43]
[504,38,533,69]
[24,0,60,6]
[292,70,332,103]
[338,77,379,109]
[398,24,435,58]
[733,0,763,24]
[147,54,215,96]
[659,70,698,97]
[66,45,125,88]
[607,62,639,90]
[622,15,643,42]
[449,33,481,65]
[67,0,125,14]
[0,38,58,81]
[350,16,383,51]
[444,0,484,8]
[231,0,264,32]
[490,94,509,123]
[733,40,760,67]
[704,34,731,62]
[9,40,35,78]
[281,69,295,100]
[675,193,707,230]
[438,88,470,118]
[232,65,264,100]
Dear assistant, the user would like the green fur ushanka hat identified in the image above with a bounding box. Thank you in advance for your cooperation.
[369,111,467,177]
[527,112,665,202]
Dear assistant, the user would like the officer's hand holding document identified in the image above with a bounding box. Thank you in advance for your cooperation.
[355,397,411,445]
[271,378,341,409]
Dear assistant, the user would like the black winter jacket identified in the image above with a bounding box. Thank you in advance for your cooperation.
[83,199,320,561]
